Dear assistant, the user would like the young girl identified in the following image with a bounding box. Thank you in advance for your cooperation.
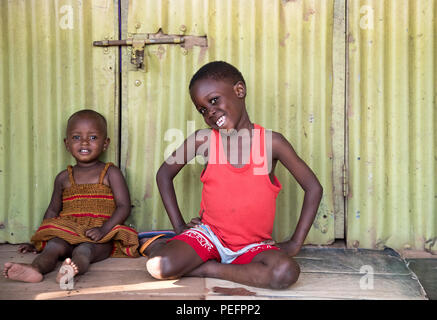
[138,61,323,289]
[3,109,139,284]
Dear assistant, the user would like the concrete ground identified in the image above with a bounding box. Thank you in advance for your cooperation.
[0,242,432,300]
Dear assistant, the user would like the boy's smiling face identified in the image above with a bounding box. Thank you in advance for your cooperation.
[190,78,247,131]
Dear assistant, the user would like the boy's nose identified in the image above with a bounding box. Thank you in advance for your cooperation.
[207,107,217,118]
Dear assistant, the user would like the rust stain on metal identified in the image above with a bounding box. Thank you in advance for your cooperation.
[304,8,316,21]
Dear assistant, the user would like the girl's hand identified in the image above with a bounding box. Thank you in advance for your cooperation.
[18,243,38,254]
[85,227,107,242]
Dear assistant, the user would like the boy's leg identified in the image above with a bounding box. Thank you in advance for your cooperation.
[187,249,300,289]
[3,237,73,282]
[145,239,205,280]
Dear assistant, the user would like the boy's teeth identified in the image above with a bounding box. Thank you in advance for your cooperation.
[216,116,226,127]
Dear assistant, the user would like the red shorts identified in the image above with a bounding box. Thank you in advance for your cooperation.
[169,227,279,265]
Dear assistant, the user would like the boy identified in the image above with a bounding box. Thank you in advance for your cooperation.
[140,61,322,289]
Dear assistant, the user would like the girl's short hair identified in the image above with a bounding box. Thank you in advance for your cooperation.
[189,61,245,89]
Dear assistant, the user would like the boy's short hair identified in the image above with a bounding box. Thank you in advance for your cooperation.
[189,61,246,89]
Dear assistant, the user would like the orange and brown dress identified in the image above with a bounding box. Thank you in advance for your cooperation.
[31,163,139,258]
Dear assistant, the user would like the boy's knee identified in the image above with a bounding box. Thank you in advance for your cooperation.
[146,255,179,280]
[270,258,300,289]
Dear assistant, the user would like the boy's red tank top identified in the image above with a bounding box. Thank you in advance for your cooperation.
[200,124,282,251]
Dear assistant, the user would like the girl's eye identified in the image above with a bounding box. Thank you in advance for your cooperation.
[210,97,218,105]
[198,107,207,115]
[72,135,80,140]
[89,136,97,140]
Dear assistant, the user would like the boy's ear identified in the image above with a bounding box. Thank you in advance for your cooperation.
[233,81,246,99]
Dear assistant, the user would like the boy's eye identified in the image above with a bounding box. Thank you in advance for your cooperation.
[210,97,218,105]
[89,135,97,140]
[72,135,80,140]
[198,107,207,115]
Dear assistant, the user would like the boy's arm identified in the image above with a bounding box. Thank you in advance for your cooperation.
[272,132,323,256]
[85,166,131,241]
[157,129,209,234]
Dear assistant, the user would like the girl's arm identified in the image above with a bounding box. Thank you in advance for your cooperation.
[272,132,323,256]
[157,129,209,234]
[43,171,65,219]
[20,171,65,253]
[85,166,131,241]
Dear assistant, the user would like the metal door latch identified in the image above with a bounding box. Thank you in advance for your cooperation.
[94,28,207,69]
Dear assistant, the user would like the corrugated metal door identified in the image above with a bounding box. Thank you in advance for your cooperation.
[346,0,437,252]
[4,0,434,252]
[0,0,119,242]
[120,0,338,245]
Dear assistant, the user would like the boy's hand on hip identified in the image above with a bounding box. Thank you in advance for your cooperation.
[277,239,302,257]
[186,217,202,228]
[176,217,202,234]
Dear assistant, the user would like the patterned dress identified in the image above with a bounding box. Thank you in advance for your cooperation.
[31,163,139,258]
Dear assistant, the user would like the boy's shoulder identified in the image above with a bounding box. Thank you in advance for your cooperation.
[269,130,288,143]
[193,128,212,143]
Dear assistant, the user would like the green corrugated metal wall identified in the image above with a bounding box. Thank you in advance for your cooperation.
[347,0,437,252]
[1,0,435,252]
[0,0,119,242]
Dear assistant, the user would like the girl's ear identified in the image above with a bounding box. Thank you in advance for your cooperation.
[233,81,246,99]
[64,138,70,151]
[103,137,110,151]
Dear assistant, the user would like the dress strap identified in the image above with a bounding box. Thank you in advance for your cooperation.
[67,165,75,185]
[99,162,113,184]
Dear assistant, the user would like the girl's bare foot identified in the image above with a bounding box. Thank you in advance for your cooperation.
[3,262,43,283]
[56,258,79,283]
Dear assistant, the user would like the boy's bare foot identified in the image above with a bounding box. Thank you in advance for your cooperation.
[3,262,43,283]
[56,258,79,283]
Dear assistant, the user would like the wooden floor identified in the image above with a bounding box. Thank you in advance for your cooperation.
[0,243,428,300]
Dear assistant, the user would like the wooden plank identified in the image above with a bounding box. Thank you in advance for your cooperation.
[206,272,427,300]
[295,247,412,275]
[0,244,206,300]
[0,244,428,300]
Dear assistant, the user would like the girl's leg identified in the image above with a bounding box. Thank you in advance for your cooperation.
[56,242,112,283]
[3,237,73,283]
[68,242,113,275]
[187,249,300,289]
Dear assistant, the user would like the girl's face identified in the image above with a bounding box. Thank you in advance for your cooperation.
[190,78,247,131]
[64,116,109,165]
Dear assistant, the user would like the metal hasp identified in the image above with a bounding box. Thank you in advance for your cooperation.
[93,28,207,69]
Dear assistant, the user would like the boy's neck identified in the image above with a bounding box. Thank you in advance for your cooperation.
[230,110,253,132]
